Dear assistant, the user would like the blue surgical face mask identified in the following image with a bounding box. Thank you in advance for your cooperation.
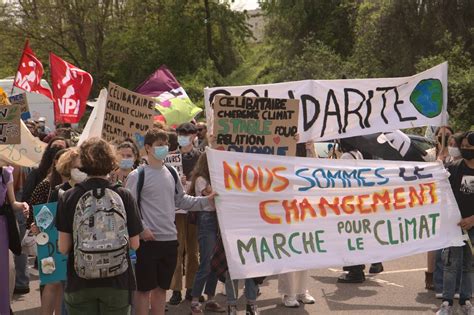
[153,145,169,160]
[119,158,134,169]
[178,135,192,147]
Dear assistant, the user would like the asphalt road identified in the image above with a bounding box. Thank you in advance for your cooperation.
[12,253,446,315]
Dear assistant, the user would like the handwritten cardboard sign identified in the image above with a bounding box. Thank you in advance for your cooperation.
[212,95,299,156]
[102,82,155,154]
[164,153,183,177]
[0,105,21,144]
[9,93,31,121]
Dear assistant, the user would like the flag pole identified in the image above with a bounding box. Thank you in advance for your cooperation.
[11,39,29,96]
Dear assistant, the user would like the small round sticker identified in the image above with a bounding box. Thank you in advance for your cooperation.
[36,232,49,245]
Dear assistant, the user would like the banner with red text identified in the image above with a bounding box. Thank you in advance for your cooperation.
[204,63,447,143]
[206,148,463,279]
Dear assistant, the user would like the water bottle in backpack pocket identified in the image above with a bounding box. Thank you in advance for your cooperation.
[73,185,129,279]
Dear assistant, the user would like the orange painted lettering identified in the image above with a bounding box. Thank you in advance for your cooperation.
[223,161,241,190]
[243,165,258,191]
[258,167,274,192]
[393,187,406,210]
[273,167,289,192]
[372,190,391,211]
[357,194,374,214]
[283,199,300,223]
[318,197,341,217]
[299,198,317,221]
[259,200,282,224]
[408,186,424,207]
[341,196,355,214]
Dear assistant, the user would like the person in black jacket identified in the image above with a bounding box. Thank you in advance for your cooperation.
[436,131,474,315]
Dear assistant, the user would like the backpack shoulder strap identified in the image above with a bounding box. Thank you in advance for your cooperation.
[164,164,179,194]
[136,167,145,216]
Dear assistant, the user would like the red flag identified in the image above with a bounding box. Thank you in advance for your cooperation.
[14,40,53,100]
[50,53,93,123]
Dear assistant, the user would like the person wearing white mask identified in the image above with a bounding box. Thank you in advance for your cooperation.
[447,133,463,163]
[125,128,216,315]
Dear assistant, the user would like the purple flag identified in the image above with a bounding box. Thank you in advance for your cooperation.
[134,65,202,125]
[135,65,183,97]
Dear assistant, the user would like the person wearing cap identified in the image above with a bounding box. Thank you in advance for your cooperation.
[37,117,52,135]
[169,122,202,305]
[436,131,474,315]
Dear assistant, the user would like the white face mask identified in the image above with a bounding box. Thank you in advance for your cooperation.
[71,168,87,183]
[448,146,461,158]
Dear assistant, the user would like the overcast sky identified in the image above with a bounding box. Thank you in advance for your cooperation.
[229,0,260,11]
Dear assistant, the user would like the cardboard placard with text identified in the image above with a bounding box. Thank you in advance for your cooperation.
[212,95,299,156]
[164,153,184,177]
[9,93,31,121]
[102,82,155,154]
[0,104,21,144]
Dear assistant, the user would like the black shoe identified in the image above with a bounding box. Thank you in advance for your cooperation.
[337,271,365,283]
[369,263,384,274]
[169,291,182,305]
[246,304,259,315]
[185,288,192,301]
[13,287,30,295]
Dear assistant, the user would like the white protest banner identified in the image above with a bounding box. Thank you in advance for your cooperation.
[204,63,448,143]
[0,120,46,167]
[164,153,183,177]
[207,148,463,279]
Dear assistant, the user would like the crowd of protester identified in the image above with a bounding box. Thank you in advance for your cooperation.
[1,120,474,315]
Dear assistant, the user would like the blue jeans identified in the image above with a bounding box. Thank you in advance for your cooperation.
[14,210,29,289]
[191,212,219,298]
[435,249,461,294]
[442,230,474,302]
[225,272,258,305]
